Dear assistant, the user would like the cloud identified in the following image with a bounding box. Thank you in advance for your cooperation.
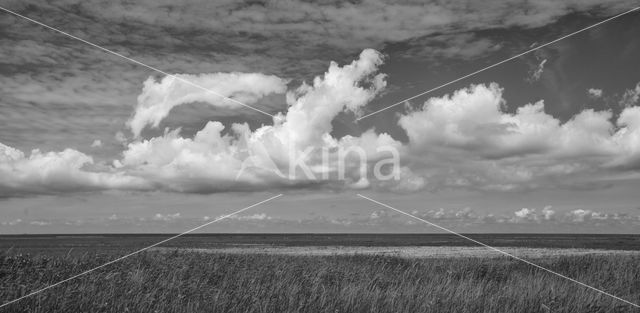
[567,209,607,222]
[230,213,272,221]
[504,206,638,225]
[1,47,640,197]
[511,206,555,223]
[2,0,636,167]
[398,82,640,190]
[0,142,148,197]
[360,205,639,229]
[152,213,181,221]
[0,50,407,195]
[128,73,288,137]
[115,49,408,193]
[514,208,539,222]
[91,140,102,148]
[0,219,22,226]
[588,88,603,98]
[527,58,547,82]
[620,82,640,108]
[1,197,638,232]
[541,206,556,220]
[398,33,502,61]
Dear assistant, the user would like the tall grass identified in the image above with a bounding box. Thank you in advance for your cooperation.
[0,251,638,312]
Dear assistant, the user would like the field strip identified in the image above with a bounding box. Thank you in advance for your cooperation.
[0,5,276,118]
[356,6,640,121]
[148,245,640,259]
[357,194,640,309]
[0,194,282,309]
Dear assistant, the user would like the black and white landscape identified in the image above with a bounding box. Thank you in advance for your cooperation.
[0,1,639,312]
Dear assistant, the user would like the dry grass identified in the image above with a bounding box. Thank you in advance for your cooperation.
[0,251,638,312]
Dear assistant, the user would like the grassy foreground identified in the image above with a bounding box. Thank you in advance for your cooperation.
[0,251,638,313]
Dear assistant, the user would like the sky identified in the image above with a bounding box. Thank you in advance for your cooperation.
[1,0,640,233]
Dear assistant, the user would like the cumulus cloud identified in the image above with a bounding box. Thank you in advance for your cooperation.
[567,209,610,223]
[229,213,272,221]
[116,49,407,193]
[0,218,22,226]
[587,88,603,98]
[2,48,640,196]
[0,142,148,197]
[401,83,619,159]
[3,0,638,169]
[514,208,539,222]
[620,82,640,108]
[204,213,272,222]
[399,83,640,190]
[504,206,640,225]
[128,73,288,137]
[511,206,555,223]
[3,207,637,233]
[541,206,556,220]
[362,205,640,229]
[152,213,181,221]
[0,50,406,195]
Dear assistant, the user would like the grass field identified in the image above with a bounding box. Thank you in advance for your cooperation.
[0,234,639,312]
[0,249,639,312]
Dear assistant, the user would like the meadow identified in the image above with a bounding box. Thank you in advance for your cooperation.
[0,234,639,312]
[0,250,639,312]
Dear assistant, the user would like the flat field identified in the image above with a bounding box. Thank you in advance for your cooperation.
[0,234,638,312]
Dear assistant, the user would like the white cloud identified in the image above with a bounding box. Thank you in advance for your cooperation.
[511,206,554,222]
[400,84,612,159]
[369,210,385,220]
[587,88,603,98]
[230,213,272,221]
[0,142,148,196]
[128,73,288,137]
[505,207,634,225]
[2,49,640,196]
[4,0,637,174]
[115,132,128,145]
[527,59,547,82]
[29,220,51,226]
[153,213,181,221]
[541,206,556,220]
[399,82,640,190]
[568,209,592,222]
[514,208,539,222]
[2,208,636,232]
[620,83,640,108]
[91,139,102,148]
[116,49,409,193]
[566,209,615,223]
[0,219,22,226]
[407,207,479,222]
[0,50,411,195]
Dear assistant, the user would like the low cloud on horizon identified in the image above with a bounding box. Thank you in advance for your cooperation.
[2,204,638,234]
